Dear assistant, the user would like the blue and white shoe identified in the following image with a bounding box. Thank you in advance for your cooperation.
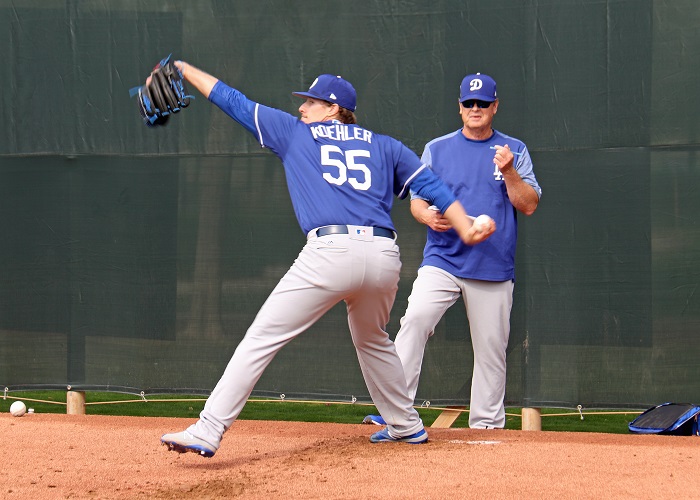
[362,414,386,426]
[369,427,428,444]
[161,430,217,458]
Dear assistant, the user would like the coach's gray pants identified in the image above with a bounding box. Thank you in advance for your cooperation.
[395,265,514,429]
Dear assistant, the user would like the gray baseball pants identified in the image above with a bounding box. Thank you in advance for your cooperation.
[394,265,514,429]
[187,227,424,448]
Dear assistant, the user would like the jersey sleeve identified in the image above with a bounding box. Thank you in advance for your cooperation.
[391,138,429,199]
[409,168,457,213]
[514,148,542,199]
[208,81,258,134]
[208,81,298,157]
[388,138,457,211]
[409,142,434,201]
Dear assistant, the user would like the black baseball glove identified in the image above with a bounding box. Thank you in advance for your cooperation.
[133,54,191,127]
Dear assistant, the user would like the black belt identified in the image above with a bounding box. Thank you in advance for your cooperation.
[315,225,395,239]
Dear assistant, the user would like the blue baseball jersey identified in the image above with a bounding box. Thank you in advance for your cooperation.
[209,81,434,234]
[414,129,541,281]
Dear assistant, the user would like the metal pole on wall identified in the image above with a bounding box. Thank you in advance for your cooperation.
[67,387,86,415]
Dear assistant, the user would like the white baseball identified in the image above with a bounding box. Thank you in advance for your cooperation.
[10,400,27,417]
[473,214,493,231]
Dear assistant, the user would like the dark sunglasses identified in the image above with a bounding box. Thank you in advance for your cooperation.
[462,99,492,109]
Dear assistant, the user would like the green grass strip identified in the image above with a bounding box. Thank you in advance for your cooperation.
[1,391,641,434]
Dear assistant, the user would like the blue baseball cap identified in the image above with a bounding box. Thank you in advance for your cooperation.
[459,73,497,102]
[293,74,357,112]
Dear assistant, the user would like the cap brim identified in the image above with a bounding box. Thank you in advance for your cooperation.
[460,94,497,102]
[292,91,355,112]
[292,91,318,100]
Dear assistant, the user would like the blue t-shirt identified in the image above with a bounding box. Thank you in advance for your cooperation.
[414,129,542,281]
[209,81,444,234]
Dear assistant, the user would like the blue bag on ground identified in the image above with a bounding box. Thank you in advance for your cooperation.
[628,402,700,435]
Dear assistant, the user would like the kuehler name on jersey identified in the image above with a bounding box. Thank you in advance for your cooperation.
[310,123,373,143]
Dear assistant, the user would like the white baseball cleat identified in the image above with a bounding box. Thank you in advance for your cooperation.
[161,430,217,458]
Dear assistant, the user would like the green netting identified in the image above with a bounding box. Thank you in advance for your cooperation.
[1,0,699,409]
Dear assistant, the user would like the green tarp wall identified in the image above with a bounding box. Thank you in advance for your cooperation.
[1,0,699,409]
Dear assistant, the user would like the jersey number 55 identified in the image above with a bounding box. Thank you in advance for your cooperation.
[321,145,372,191]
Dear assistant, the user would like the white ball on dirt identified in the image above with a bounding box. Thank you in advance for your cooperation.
[10,400,27,417]
[473,214,493,231]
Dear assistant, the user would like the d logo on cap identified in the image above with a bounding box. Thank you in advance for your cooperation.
[459,73,497,103]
